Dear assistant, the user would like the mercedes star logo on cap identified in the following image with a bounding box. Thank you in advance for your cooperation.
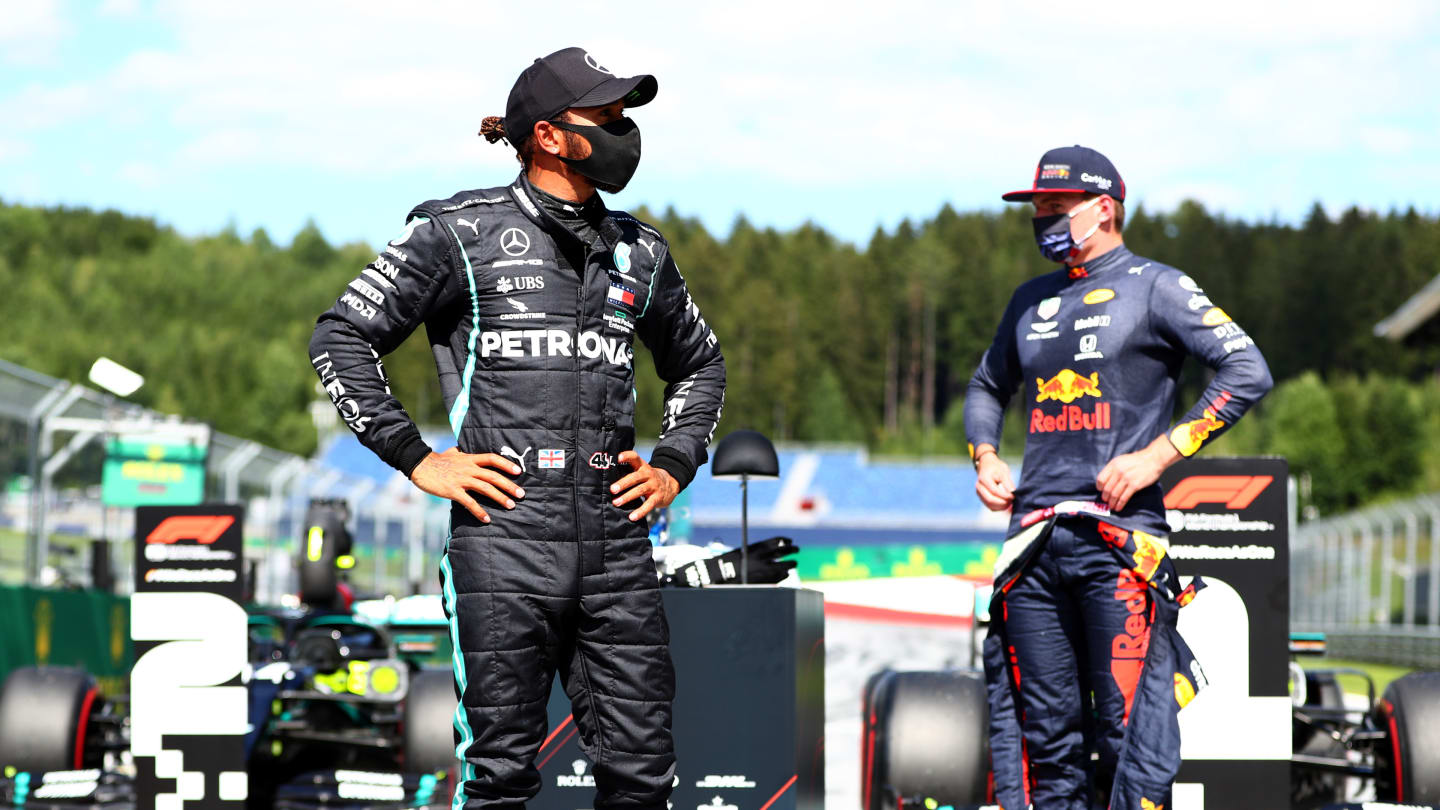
[584,53,612,74]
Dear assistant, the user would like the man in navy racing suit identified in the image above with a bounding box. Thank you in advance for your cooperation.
[308,47,725,810]
[964,145,1272,809]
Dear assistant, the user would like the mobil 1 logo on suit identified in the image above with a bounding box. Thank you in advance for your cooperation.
[1159,458,1290,810]
[132,505,248,808]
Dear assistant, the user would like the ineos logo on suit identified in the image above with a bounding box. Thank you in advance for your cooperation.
[500,228,531,256]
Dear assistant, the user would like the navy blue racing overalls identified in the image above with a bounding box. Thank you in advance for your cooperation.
[964,245,1272,809]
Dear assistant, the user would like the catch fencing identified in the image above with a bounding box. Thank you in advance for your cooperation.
[1291,491,1440,667]
[0,357,451,604]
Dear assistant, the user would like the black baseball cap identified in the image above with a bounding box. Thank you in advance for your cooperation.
[1002,145,1126,203]
[504,47,658,147]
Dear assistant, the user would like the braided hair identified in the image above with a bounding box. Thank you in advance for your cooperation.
[480,116,529,165]
[480,113,583,167]
[479,116,508,145]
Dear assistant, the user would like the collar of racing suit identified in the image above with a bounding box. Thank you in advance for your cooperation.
[530,181,607,247]
[1066,243,1132,280]
[510,172,624,255]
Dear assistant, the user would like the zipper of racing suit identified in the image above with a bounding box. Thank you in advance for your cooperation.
[572,242,589,598]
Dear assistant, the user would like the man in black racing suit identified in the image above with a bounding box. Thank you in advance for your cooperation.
[308,47,724,810]
[965,145,1272,809]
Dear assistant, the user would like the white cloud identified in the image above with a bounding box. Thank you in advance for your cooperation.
[98,0,141,16]
[2,0,1438,240]
[1357,125,1419,156]
[0,139,32,162]
[0,0,67,65]
[117,161,162,188]
[4,83,99,128]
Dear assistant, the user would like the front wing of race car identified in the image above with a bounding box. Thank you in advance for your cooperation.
[0,767,452,809]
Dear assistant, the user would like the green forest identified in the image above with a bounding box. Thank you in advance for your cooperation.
[1,198,1438,519]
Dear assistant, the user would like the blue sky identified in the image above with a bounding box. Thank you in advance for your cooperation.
[3,1,1438,249]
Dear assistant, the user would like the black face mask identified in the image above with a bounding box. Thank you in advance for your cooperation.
[554,118,642,194]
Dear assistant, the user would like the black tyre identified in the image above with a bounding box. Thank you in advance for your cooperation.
[861,669,989,810]
[299,500,349,607]
[1290,669,1346,809]
[1374,670,1440,803]
[403,668,458,775]
[860,670,889,810]
[0,667,98,772]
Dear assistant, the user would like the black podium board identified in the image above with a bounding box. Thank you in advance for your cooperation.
[532,586,825,810]
[1161,457,1290,810]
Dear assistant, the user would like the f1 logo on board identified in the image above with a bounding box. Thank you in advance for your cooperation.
[1165,474,1278,534]
[145,515,236,544]
[1163,476,1273,510]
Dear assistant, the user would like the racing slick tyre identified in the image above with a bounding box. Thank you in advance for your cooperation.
[403,668,458,774]
[1374,670,1440,803]
[861,670,989,810]
[299,500,349,607]
[1290,669,1346,809]
[0,666,99,772]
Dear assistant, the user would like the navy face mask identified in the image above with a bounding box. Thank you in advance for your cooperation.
[554,118,642,194]
[1031,195,1103,264]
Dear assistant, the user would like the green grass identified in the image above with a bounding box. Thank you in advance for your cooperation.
[1307,657,1417,697]
[0,526,95,586]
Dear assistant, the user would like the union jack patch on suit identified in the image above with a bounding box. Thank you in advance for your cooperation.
[538,449,566,468]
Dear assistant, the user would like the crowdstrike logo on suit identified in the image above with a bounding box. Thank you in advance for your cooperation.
[500,297,545,321]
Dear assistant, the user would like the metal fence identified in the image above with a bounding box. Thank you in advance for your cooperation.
[0,357,451,603]
[1292,490,1440,667]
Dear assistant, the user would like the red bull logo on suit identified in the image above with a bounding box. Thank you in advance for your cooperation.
[1031,370,1110,433]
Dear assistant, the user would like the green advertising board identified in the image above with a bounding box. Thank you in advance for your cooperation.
[0,584,133,697]
[794,542,1001,581]
[101,434,207,506]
